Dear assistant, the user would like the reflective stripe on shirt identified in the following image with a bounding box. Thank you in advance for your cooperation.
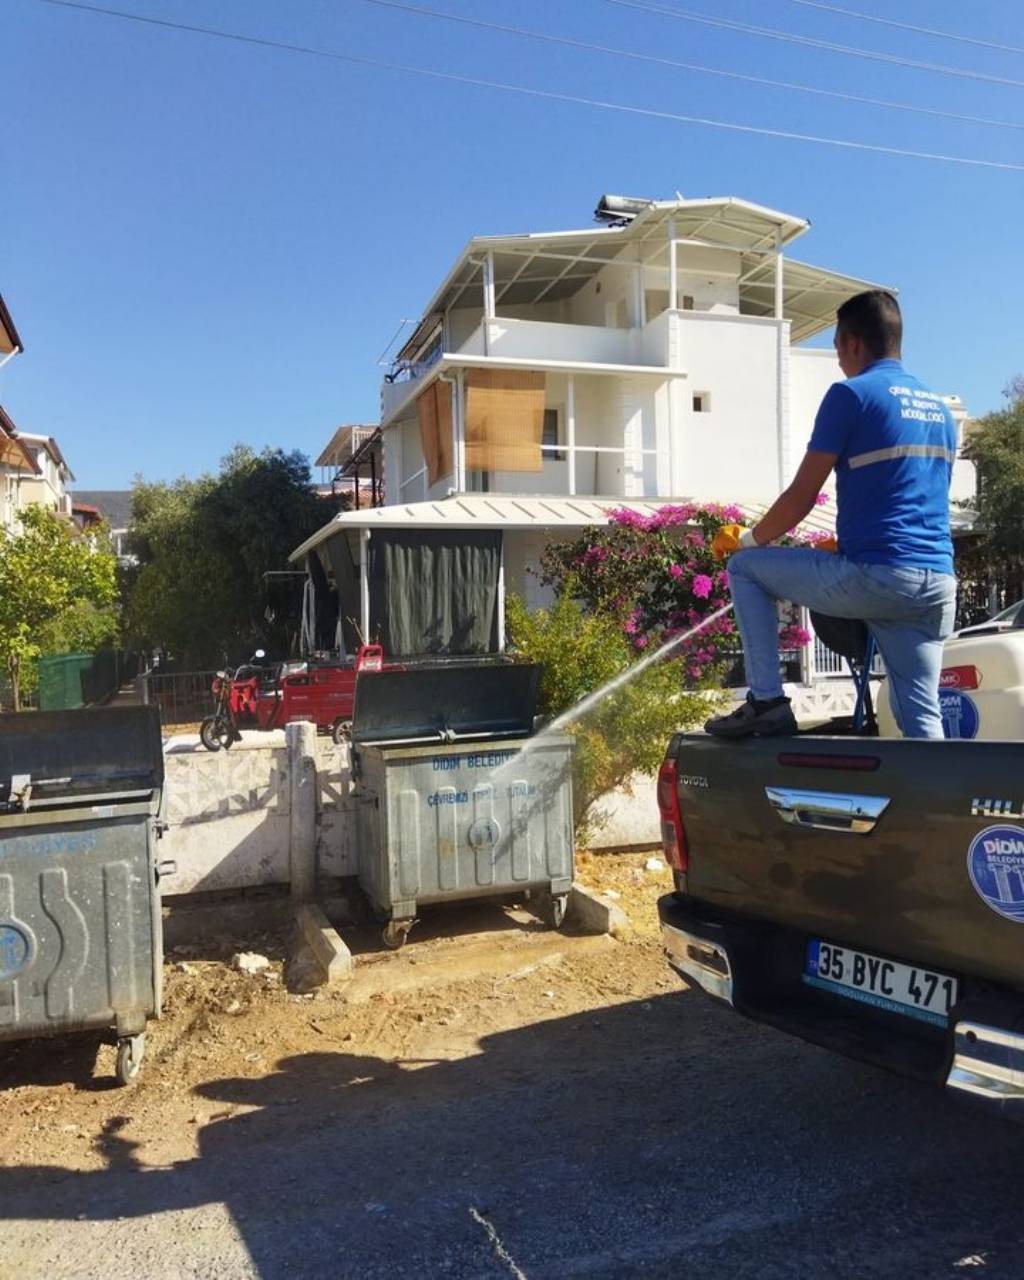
[848,443,958,470]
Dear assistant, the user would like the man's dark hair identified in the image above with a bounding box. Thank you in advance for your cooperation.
[836,290,902,359]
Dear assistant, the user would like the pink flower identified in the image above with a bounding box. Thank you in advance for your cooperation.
[669,563,685,579]
[779,624,813,648]
[692,574,713,599]
[634,634,649,649]
[814,492,830,507]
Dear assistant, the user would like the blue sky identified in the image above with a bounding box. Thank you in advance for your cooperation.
[4,0,1022,488]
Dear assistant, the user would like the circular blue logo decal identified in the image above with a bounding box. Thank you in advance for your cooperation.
[968,825,1024,922]
[0,924,30,980]
[941,689,979,740]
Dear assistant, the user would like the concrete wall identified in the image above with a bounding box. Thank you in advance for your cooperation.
[789,348,841,481]
[669,312,781,499]
[159,735,357,897]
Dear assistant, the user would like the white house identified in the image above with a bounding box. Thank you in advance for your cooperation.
[295,193,973,695]
[7,431,75,524]
[0,294,78,533]
[379,193,881,512]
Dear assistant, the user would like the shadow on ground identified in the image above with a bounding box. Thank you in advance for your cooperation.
[2,983,1024,1279]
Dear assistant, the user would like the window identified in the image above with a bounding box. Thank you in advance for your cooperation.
[542,408,564,461]
[681,295,695,311]
[692,392,711,413]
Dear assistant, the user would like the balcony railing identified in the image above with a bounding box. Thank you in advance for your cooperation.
[382,312,680,422]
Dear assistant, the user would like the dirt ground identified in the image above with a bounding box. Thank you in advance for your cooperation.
[0,849,674,1174]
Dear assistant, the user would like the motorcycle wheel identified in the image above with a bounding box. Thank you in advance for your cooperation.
[200,717,226,752]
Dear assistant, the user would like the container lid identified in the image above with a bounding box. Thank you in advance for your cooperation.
[351,663,542,744]
[0,706,164,809]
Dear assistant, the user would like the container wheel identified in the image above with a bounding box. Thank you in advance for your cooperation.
[199,717,223,752]
[548,893,569,930]
[332,719,352,746]
[382,920,412,950]
[115,1033,145,1086]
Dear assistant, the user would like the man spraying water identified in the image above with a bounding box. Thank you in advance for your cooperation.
[704,290,958,741]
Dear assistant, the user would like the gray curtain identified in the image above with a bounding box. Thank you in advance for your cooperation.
[322,532,361,654]
[368,530,502,656]
[306,549,338,652]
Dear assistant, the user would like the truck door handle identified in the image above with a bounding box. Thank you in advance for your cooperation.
[765,786,890,835]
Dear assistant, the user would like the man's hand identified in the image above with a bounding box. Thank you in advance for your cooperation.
[711,524,757,561]
[816,535,839,553]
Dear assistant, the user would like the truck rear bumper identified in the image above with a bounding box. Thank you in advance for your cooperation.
[659,893,1024,1119]
[662,916,735,1007]
[947,1022,1024,1111]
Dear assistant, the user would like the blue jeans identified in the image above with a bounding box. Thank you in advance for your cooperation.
[727,547,957,739]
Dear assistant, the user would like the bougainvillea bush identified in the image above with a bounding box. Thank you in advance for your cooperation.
[539,501,817,687]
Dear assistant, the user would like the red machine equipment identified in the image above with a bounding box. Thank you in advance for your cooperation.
[201,645,387,751]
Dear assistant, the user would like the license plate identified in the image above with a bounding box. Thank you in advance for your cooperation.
[803,940,958,1027]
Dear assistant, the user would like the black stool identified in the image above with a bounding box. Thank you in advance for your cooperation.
[809,613,878,734]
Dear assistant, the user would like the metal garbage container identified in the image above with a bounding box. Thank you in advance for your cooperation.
[0,706,167,1085]
[352,663,574,948]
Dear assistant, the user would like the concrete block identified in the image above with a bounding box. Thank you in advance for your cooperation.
[568,882,630,937]
[295,902,353,984]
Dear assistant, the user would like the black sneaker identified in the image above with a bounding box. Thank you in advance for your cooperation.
[705,693,798,739]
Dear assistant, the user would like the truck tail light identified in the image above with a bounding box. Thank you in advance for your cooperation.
[657,758,689,873]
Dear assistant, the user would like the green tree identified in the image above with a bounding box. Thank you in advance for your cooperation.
[964,378,1024,560]
[0,506,117,711]
[506,593,725,837]
[124,446,328,667]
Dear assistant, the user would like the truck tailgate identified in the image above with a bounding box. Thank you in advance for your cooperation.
[670,734,1024,989]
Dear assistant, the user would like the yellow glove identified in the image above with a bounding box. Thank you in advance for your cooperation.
[712,524,750,561]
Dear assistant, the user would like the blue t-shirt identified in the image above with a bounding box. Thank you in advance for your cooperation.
[809,358,956,574]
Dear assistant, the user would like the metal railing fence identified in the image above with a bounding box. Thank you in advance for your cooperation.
[141,670,218,727]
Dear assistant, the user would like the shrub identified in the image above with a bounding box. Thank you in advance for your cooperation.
[505,593,725,837]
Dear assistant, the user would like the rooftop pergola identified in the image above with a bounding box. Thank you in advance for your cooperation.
[396,196,892,360]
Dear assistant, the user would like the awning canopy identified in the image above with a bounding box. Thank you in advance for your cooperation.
[289,494,684,561]
[0,406,41,474]
[315,423,379,469]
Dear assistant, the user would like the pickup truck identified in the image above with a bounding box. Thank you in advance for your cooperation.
[657,734,1024,1116]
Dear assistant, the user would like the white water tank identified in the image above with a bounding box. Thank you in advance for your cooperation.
[878,629,1024,740]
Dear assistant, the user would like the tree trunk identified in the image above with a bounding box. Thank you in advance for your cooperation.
[8,657,20,713]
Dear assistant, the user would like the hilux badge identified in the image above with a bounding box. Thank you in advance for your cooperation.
[972,799,1024,819]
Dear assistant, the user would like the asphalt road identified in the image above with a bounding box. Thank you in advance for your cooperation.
[3,978,1022,1279]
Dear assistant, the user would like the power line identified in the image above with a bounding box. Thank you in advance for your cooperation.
[33,0,1024,171]
[355,0,1024,132]
[783,0,1024,58]
[605,0,1024,90]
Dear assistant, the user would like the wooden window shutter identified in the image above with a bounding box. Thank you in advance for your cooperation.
[464,369,544,473]
[416,379,454,487]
